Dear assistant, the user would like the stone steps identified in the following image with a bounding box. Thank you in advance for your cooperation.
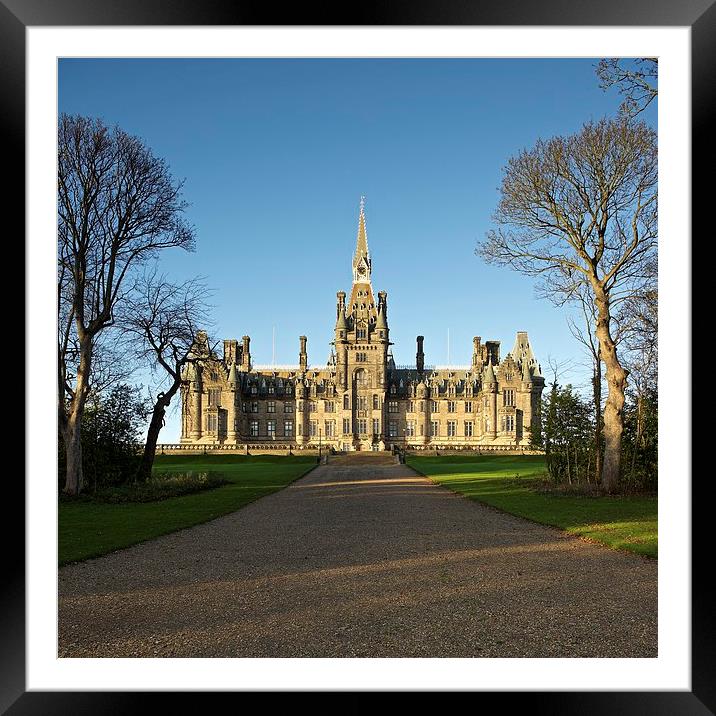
[327,452,398,466]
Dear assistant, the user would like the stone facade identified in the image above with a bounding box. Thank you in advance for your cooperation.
[180,200,545,451]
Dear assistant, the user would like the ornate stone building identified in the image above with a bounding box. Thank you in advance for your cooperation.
[180,200,544,450]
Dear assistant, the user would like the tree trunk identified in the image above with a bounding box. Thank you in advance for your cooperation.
[136,381,180,483]
[62,417,83,496]
[593,285,628,494]
[593,352,603,485]
[62,334,93,496]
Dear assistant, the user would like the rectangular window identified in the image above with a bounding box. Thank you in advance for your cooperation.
[373,394,380,410]
[419,401,424,412]
[372,418,380,435]
[251,401,259,413]
[250,420,259,437]
[431,421,439,437]
[343,418,351,434]
[358,396,367,411]
[325,420,335,437]
[464,421,474,437]
[267,420,276,437]
[506,415,515,432]
[208,389,221,406]
[431,400,439,413]
[406,420,415,437]
[267,401,275,413]
[284,420,294,437]
[207,413,217,432]
[309,421,317,437]
[309,401,317,412]
[268,385,275,395]
[504,389,515,407]
[325,401,334,413]
[242,402,248,413]
[357,418,367,435]
[448,401,456,413]
[465,401,473,413]
[447,420,457,437]
[388,400,399,413]
[408,401,415,413]
[388,420,398,437]
[343,395,350,410]
[284,402,293,413]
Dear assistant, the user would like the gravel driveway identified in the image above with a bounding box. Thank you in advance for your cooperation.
[58,457,657,658]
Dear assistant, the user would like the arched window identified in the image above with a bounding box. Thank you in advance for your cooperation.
[355,369,367,387]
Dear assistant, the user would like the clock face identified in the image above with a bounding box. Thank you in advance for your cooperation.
[357,265,365,275]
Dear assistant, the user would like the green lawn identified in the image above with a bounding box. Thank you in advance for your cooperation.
[59,454,317,566]
[407,455,657,558]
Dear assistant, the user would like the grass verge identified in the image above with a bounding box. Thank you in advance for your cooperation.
[59,454,317,566]
[407,455,657,558]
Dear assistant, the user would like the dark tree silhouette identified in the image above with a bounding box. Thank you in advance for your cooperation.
[58,114,196,495]
[121,270,213,482]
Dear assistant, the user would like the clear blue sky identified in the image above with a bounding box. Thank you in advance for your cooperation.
[58,58,657,441]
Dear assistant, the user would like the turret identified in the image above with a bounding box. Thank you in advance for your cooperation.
[241,335,251,372]
[472,336,482,368]
[335,291,348,333]
[190,362,203,441]
[484,359,498,440]
[375,290,388,333]
[483,359,497,390]
[299,335,308,371]
[416,335,425,373]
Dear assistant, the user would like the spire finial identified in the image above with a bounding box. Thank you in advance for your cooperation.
[360,195,366,212]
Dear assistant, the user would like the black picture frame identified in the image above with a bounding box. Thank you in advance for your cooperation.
[7,1,708,712]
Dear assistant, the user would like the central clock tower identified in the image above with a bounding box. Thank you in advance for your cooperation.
[334,197,390,450]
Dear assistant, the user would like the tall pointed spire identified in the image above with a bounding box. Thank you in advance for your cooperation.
[352,196,372,283]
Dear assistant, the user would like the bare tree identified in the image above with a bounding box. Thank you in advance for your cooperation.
[477,117,657,492]
[122,270,213,482]
[596,58,658,118]
[58,114,196,495]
